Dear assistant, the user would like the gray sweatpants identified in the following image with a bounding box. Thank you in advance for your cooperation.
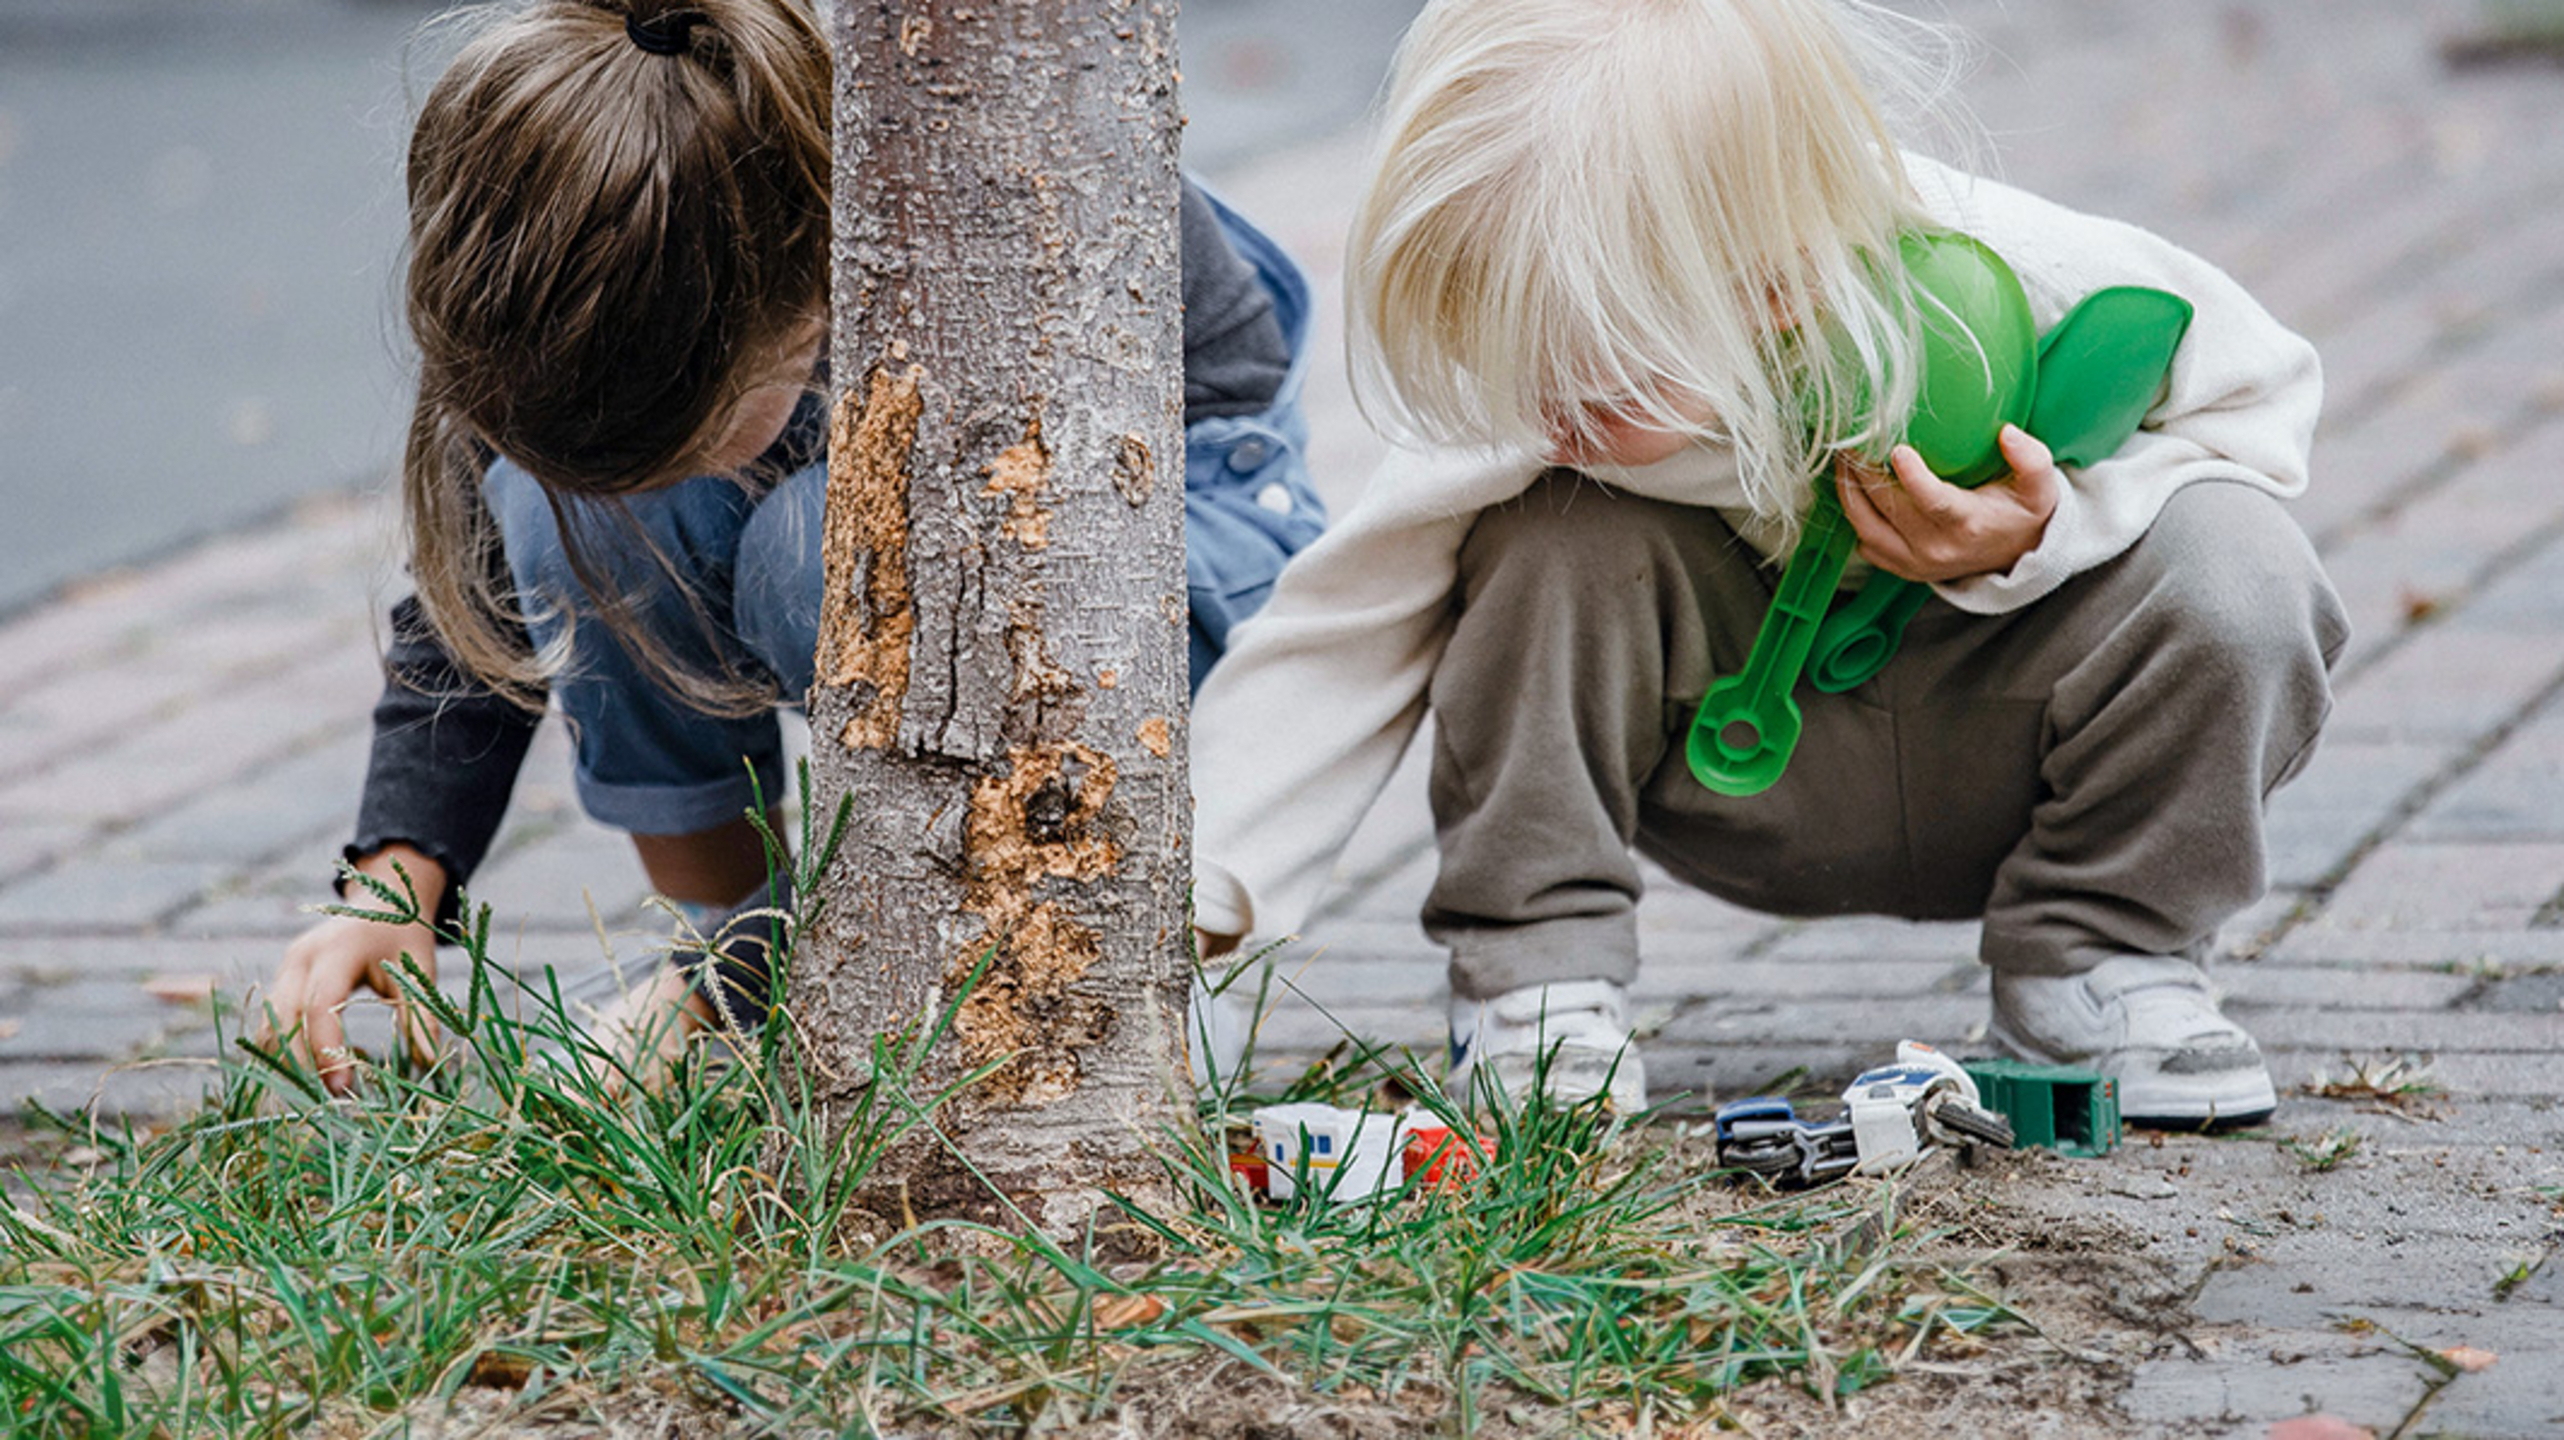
[1423,473,2349,1000]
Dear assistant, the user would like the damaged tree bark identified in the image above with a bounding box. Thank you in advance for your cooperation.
[799,1,1191,1237]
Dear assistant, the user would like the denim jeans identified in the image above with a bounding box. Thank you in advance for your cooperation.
[485,194,1324,837]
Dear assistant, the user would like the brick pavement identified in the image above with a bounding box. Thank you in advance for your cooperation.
[3,1,2561,1433]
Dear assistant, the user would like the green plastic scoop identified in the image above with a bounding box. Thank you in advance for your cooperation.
[1802,284,2197,695]
[1683,234,2193,798]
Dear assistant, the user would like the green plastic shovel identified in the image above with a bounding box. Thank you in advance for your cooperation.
[1684,234,2193,797]
[1686,230,2036,796]
[1802,285,2197,696]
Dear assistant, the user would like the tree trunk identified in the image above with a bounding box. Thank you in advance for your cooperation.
[798,0,1191,1240]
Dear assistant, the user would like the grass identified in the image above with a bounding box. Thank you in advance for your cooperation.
[0,799,2029,1436]
[2280,1126,2364,1174]
[2301,1054,2446,1118]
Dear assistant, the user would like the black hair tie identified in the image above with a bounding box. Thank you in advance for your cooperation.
[626,9,706,56]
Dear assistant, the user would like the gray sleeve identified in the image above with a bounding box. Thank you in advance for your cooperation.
[1180,178,1290,422]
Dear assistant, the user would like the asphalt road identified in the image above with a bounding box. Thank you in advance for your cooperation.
[0,0,1422,616]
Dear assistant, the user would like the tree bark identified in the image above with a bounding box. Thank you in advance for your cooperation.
[800,0,1190,1240]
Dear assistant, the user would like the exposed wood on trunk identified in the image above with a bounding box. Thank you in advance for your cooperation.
[799,0,1190,1243]
[818,366,923,751]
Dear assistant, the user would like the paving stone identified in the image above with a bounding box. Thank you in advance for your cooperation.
[1644,1042,1883,1105]
[1631,954,1979,1005]
[2221,888,2315,960]
[1247,1003,1438,1057]
[1655,994,1986,1049]
[118,732,368,864]
[2299,388,2483,548]
[1635,868,1792,939]
[2450,522,2564,638]
[0,1059,221,1121]
[0,592,163,693]
[2193,1251,2561,1332]
[0,821,97,889]
[79,500,380,624]
[2326,630,2564,746]
[2316,1049,2564,1101]
[2121,1341,2436,1440]
[2409,703,2564,844]
[2269,926,2564,969]
[2316,841,2564,932]
[169,873,340,940]
[0,661,205,784]
[0,857,239,932]
[2473,972,2564,1015]
[0,979,192,1062]
[1757,917,1984,964]
[465,829,656,932]
[2244,1007,2564,1053]
[2425,1365,2564,1440]
[0,934,273,988]
[1245,945,1442,1010]
[0,695,358,828]
[2220,965,2478,1011]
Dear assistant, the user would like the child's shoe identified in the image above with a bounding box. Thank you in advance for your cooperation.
[1990,955,2276,1127]
[1448,979,1647,1112]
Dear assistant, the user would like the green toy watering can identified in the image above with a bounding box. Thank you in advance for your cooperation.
[1683,230,2194,797]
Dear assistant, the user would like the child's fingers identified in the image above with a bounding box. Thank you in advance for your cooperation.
[1883,443,1966,521]
[270,937,355,1093]
[1835,463,1925,576]
[1997,422,2053,476]
[1998,424,2062,513]
[378,954,444,1071]
[301,982,356,1094]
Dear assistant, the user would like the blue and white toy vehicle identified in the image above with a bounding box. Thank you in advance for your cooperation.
[1715,1042,2014,1185]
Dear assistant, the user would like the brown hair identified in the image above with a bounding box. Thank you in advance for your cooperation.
[401,0,830,712]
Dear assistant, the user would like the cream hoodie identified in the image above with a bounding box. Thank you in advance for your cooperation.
[1191,157,2322,944]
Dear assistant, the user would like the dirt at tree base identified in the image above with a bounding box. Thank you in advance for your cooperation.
[364,1151,2204,1439]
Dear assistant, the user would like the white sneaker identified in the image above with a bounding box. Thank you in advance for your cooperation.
[1448,979,1647,1112]
[1991,955,2276,1127]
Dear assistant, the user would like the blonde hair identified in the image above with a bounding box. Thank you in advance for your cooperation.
[1348,0,1972,535]
[401,0,830,713]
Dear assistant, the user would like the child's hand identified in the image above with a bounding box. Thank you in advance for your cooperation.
[1836,425,2060,583]
[262,845,447,1095]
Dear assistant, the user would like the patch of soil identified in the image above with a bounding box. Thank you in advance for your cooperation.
[366,1152,2186,1438]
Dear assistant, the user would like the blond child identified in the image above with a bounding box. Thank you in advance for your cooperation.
[1190,0,2344,1125]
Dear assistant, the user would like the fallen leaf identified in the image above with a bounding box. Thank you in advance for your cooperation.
[1092,1293,1167,1329]
[466,1350,536,1389]
[2268,1417,2375,1440]
[142,974,217,1005]
[2438,1344,2497,1373]
[0,1017,20,1041]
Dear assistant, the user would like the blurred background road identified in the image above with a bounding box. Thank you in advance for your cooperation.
[0,0,1424,615]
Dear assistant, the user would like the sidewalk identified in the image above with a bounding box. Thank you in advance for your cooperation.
[3,1,2560,1434]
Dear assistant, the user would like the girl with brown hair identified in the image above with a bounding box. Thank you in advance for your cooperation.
[262,0,1321,1093]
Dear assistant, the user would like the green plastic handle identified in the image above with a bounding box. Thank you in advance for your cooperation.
[1686,485,1859,796]
[1808,576,1932,694]
[1801,284,2197,696]
[1687,230,2034,792]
